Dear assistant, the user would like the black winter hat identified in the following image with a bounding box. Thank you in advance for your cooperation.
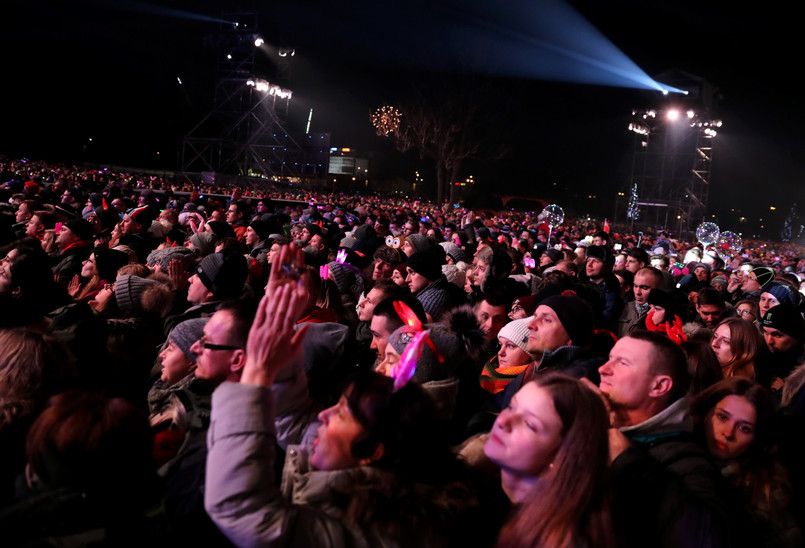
[196,250,247,300]
[407,245,446,281]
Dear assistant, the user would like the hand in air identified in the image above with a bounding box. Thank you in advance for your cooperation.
[240,243,309,387]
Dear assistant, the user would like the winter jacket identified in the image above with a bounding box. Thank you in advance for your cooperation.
[205,383,489,548]
[611,398,743,548]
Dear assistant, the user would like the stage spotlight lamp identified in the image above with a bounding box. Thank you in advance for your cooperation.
[686,110,695,119]
[667,109,680,121]
[254,37,264,47]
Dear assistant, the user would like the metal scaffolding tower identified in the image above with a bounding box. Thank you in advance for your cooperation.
[624,70,721,239]
[180,12,302,182]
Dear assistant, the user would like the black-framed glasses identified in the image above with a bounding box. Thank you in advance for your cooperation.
[198,335,242,352]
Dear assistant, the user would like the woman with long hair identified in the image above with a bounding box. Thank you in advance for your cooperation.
[691,377,802,547]
[710,317,762,379]
[67,248,128,302]
[484,372,615,548]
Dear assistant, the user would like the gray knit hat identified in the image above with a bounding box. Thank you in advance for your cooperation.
[404,234,432,254]
[327,261,365,298]
[388,325,461,383]
[439,242,472,265]
[168,317,210,361]
[189,232,218,256]
[147,247,194,272]
[115,275,159,315]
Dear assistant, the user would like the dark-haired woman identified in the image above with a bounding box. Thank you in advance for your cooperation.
[691,377,802,547]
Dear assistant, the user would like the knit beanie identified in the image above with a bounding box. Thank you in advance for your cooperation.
[751,266,776,289]
[196,250,247,300]
[537,294,593,348]
[249,220,272,241]
[764,282,801,309]
[387,325,461,383]
[404,234,432,255]
[168,317,210,361]
[328,261,365,298]
[63,218,95,242]
[92,248,129,281]
[115,275,160,315]
[147,247,194,273]
[129,205,155,228]
[542,248,563,264]
[393,262,407,281]
[189,232,218,256]
[761,304,804,340]
[439,242,472,265]
[353,224,377,242]
[407,246,446,281]
[95,208,122,235]
[442,264,466,288]
[692,262,711,277]
[206,220,235,239]
[497,317,531,353]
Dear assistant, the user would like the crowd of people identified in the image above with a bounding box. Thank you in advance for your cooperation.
[3,156,805,547]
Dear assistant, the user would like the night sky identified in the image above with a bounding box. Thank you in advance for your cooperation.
[2,0,803,237]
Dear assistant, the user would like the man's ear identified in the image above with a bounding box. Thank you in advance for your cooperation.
[649,375,673,399]
[358,443,385,466]
[230,349,247,373]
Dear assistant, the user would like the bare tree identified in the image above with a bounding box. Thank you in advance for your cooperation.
[372,76,505,204]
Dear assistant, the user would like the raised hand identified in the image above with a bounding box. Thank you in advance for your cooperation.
[67,274,82,298]
[241,243,310,388]
[168,258,188,291]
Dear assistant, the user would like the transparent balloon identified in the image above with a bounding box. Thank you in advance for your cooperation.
[696,222,720,246]
[716,231,743,257]
[539,204,565,227]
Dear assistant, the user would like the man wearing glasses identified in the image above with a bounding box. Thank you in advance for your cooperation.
[189,300,255,385]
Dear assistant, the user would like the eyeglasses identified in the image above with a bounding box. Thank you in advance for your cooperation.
[737,309,755,317]
[198,335,242,352]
